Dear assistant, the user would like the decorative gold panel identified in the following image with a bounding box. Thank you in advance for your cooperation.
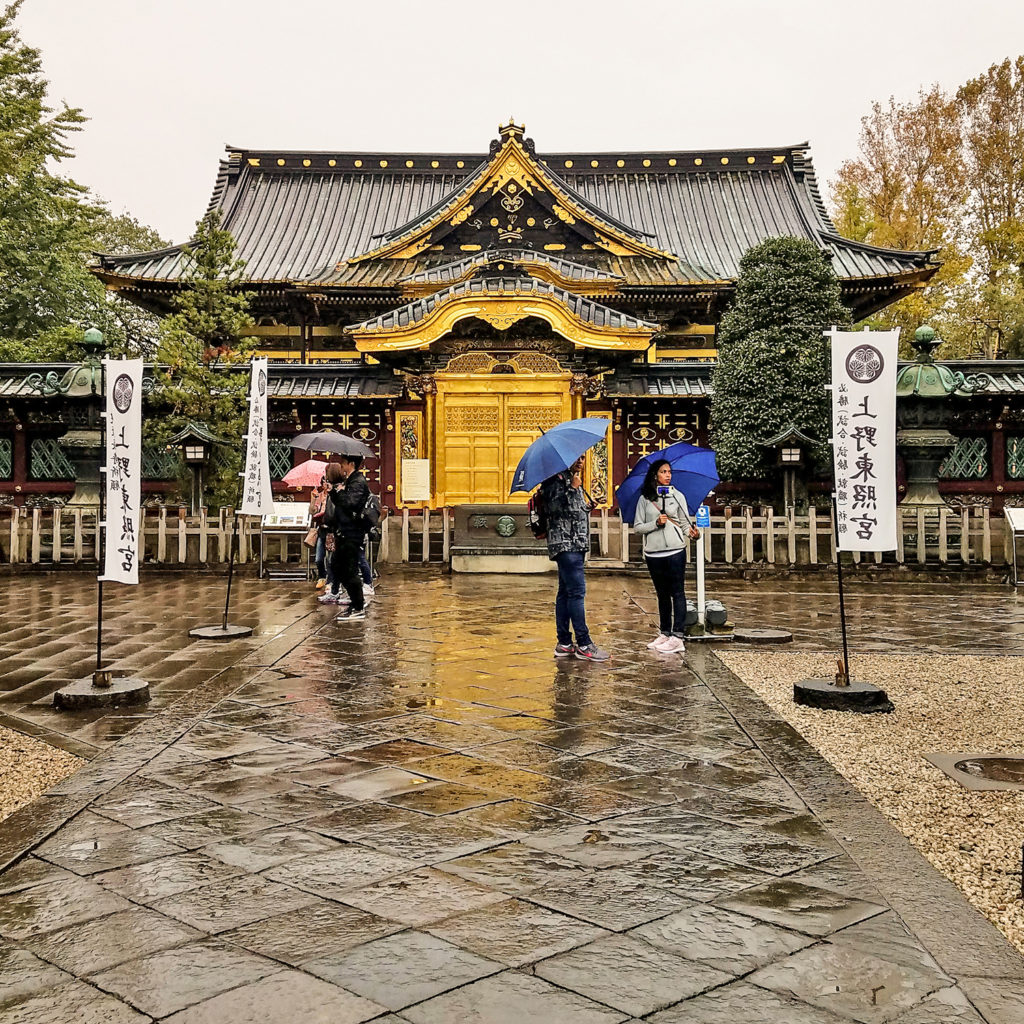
[511,352,563,373]
[445,405,501,433]
[507,406,563,433]
[445,352,496,374]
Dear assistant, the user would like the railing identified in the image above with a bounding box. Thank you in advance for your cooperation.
[0,504,1019,571]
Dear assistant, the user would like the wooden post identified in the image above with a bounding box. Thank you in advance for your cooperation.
[380,513,391,562]
[73,508,83,562]
[620,517,630,563]
[442,507,451,563]
[177,506,187,563]
[218,507,228,562]
[743,507,754,563]
[198,508,209,563]
[1004,510,1014,567]
[703,515,712,564]
[401,508,410,562]
[938,507,948,564]
[829,504,837,563]
[30,508,41,563]
[961,507,970,564]
[52,508,61,563]
[8,507,18,563]
[600,508,609,557]
[787,507,797,565]
[422,508,430,562]
[916,508,927,565]
[982,507,992,564]
[764,506,775,564]
[157,507,167,563]
[724,507,734,563]
[895,508,905,564]
[808,506,818,565]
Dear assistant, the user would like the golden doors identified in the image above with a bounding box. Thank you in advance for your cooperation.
[435,376,571,505]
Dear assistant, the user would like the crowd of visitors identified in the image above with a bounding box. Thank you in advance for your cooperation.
[302,455,699,656]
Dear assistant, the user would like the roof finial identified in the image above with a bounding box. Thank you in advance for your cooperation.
[498,118,525,141]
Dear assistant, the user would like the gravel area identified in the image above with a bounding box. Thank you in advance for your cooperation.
[0,725,82,823]
[717,651,1024,957]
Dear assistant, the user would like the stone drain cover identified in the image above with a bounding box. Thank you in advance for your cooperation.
[924,752,1024,791]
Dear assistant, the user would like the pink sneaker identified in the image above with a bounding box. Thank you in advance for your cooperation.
[657,636,686,654]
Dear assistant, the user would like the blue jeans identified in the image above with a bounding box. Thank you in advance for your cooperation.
[360,551,372,586]
[554,550,591,648]
[314,533,331,583]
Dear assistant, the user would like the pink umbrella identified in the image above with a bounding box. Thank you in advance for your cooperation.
[282,459,328,489]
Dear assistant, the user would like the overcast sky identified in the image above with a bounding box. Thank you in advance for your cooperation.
[17,0,1024,244]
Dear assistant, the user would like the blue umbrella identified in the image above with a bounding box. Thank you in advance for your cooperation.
[510,418,611,493]
[616,441,719,523]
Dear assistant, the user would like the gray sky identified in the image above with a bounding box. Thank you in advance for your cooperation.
[19,0,1024,244]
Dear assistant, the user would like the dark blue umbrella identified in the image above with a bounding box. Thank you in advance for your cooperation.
[616,441,719,523]
[510,418,611,493]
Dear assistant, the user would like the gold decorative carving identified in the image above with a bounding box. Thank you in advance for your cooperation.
[351,292,655,353]
[444,352,496,374]
[552,203,575,225]
[507,406,563,432]
[347,123,676,264]
[405,373,437,395]
[445,405,500,433]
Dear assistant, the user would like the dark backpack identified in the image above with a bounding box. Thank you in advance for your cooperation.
[363,492,382,540]
[527,489,548,539]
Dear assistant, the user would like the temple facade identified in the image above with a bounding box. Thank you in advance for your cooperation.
[9,121,1022,511]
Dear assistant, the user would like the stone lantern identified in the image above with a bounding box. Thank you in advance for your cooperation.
[896,325,993,507]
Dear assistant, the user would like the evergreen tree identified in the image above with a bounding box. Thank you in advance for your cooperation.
[147,210,256,508]
[0,1,95,352]
[711,237,850,488]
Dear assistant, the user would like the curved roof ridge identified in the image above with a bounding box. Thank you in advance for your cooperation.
[400,249,623,285]
[820,230,940,261]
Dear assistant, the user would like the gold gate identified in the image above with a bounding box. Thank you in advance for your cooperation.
[434,376,571,505]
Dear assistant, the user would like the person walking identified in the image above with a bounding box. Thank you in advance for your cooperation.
[309,474,330,591]
[322,458,370,620]
[541,456,609,662]
[632,459,699,654]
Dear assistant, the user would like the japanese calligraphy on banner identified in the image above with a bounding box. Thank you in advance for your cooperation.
[239,358,273,516]
[101,358,143,584]
[829,329,899,552]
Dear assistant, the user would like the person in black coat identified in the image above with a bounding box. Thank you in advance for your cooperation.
[323,457,370,619]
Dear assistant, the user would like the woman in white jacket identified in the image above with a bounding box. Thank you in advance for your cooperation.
[632,460,700,654]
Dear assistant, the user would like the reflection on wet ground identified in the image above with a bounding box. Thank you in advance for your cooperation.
[0,570,1021,1021]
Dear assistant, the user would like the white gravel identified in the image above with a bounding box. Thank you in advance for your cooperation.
[0,725,82,823]
[717,651,1024,958]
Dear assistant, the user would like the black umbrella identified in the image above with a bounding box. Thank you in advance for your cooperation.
[289,431,374,458]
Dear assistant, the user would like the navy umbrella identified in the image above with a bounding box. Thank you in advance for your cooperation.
[510,418,611,493]
[616,441,719,524]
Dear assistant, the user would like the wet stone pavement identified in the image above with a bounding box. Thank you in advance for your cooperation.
[0,571,1022,1022]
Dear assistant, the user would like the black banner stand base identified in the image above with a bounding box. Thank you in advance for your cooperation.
[793,677,893,714]
[188,623,253,641]
[54,671,150,710]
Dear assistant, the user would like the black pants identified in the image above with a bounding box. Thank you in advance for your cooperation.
[330,537,364,611]
[645,551,687,636]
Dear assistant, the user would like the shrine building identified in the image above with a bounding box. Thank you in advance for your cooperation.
[89,120,940,510]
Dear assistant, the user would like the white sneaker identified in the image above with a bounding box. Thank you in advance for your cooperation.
[363,584,374,599]
[658,636,686,654]
[647,634,670,649]
[318,591,340,604]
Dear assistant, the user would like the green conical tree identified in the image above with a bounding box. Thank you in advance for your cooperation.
[147,209,257,508]
[711,237,851,487]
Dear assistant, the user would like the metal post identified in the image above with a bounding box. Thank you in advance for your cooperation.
[832,495,851,685]
[93,358,110,687]
[221,475,244,631]
[696,532,706,628]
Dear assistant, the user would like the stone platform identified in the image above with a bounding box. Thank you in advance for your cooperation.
[0,572,1021,1022]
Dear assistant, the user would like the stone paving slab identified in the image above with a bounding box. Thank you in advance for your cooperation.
[0,571,1021,1022]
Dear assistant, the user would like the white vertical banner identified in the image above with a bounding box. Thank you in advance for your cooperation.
[101,358,143,584]
[829,328,899,552]
[239,358,273,516]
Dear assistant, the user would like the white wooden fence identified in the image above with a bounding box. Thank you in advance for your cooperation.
[1,504,1018,570]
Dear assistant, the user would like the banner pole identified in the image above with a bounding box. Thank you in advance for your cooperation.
[832,494,851,685]
[222,475,244,631]
[96,357,106,681]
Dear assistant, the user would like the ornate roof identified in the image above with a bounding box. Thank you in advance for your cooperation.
[93,123,939,318]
